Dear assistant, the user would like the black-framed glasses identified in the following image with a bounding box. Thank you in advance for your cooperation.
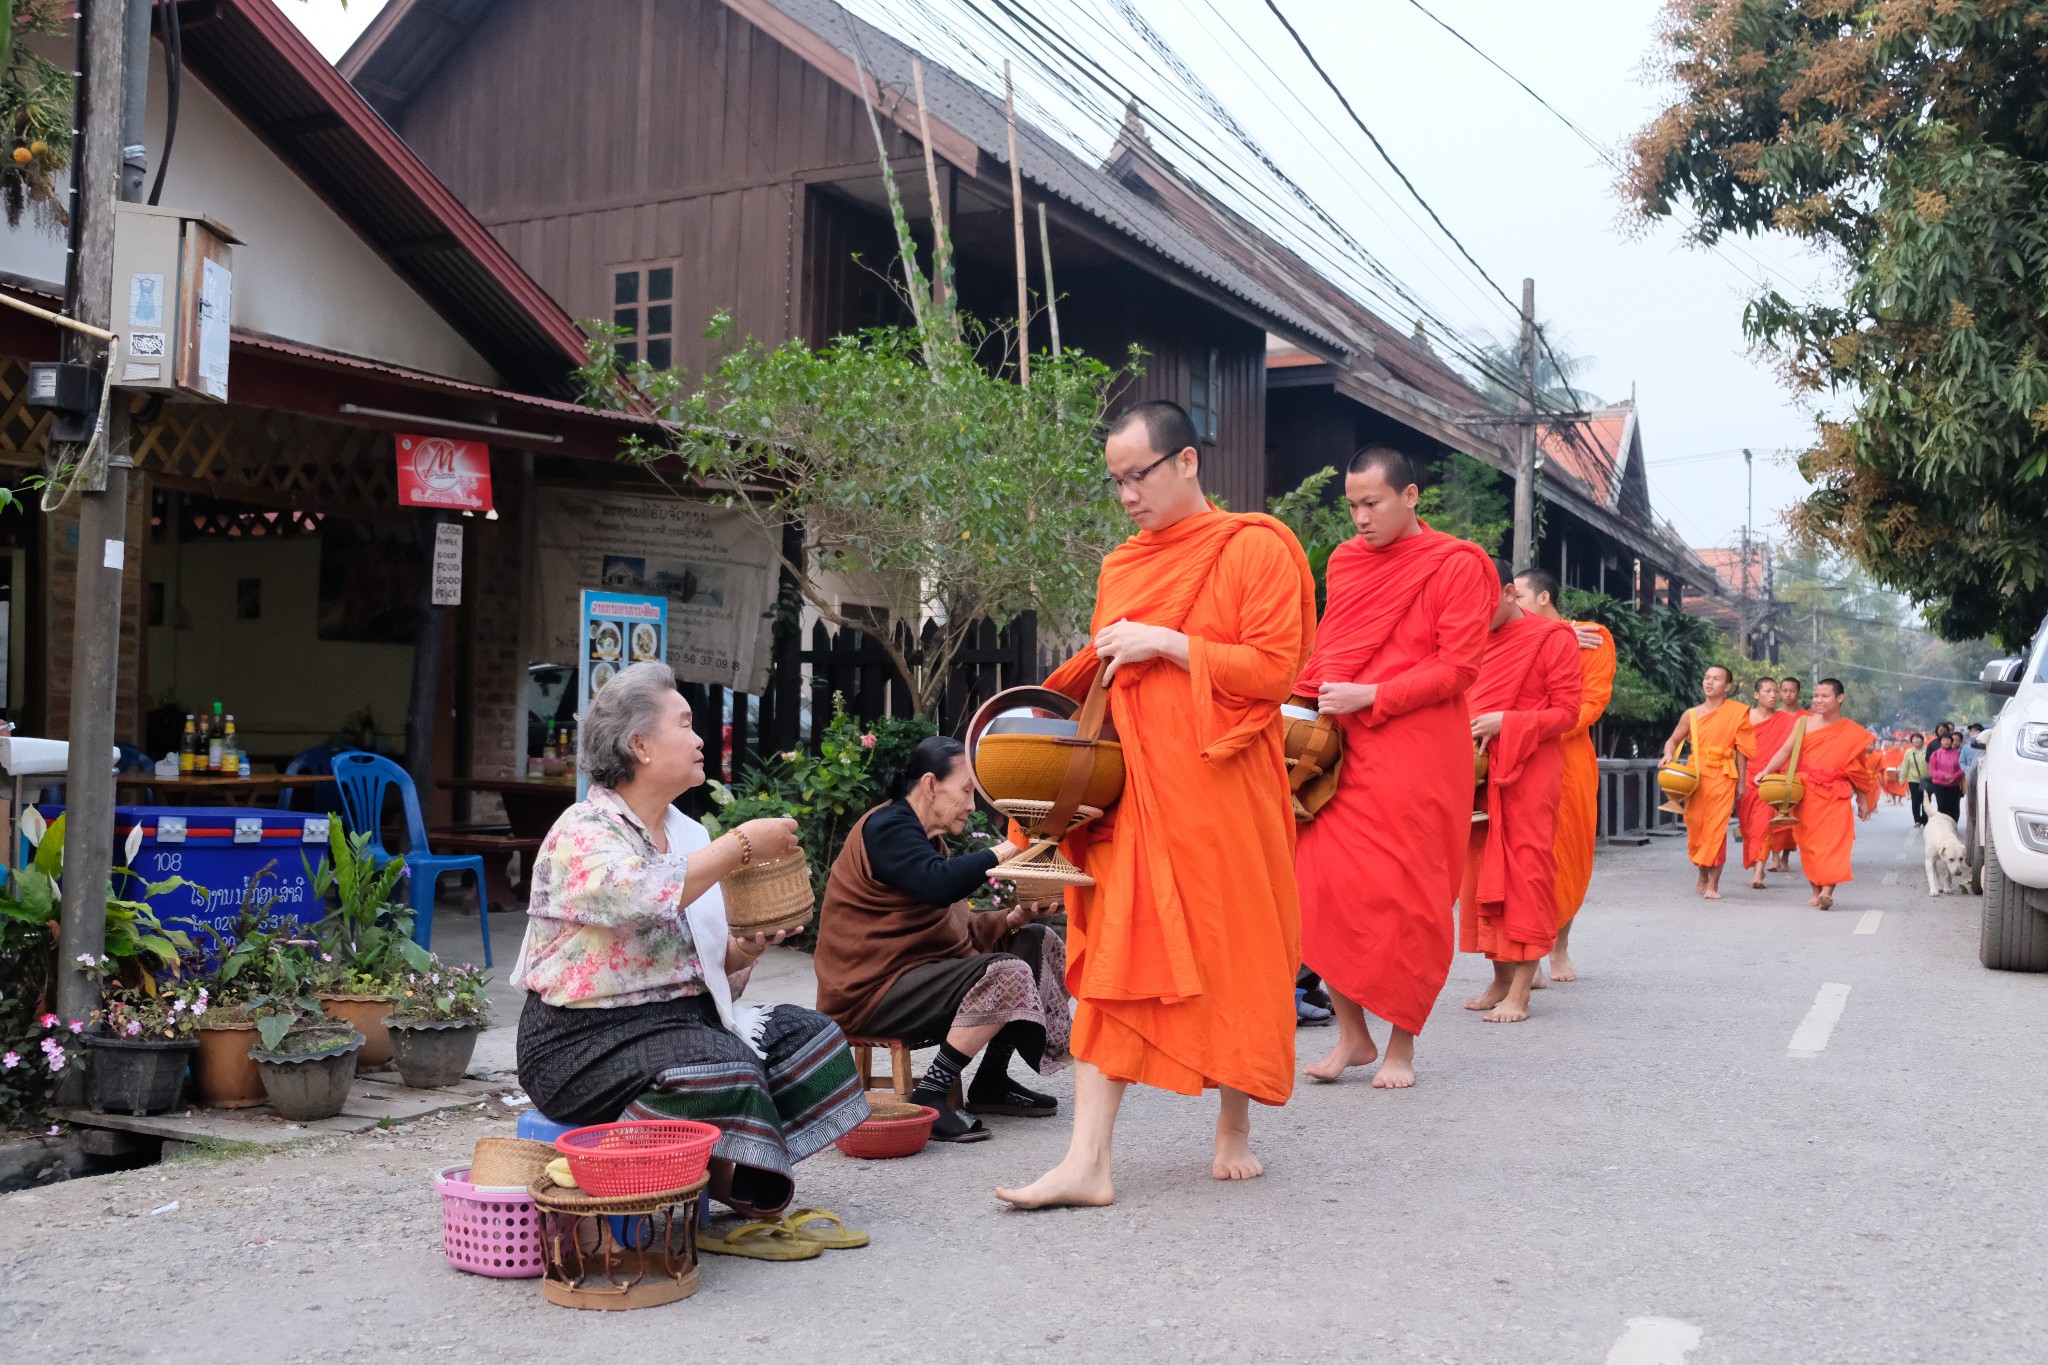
[1102,449,1179,494]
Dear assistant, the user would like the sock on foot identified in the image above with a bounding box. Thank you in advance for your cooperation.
[909,1042,971,1107]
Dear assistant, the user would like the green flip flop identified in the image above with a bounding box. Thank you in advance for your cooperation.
[780,1207,870,1250]
[697,1220,823,1261]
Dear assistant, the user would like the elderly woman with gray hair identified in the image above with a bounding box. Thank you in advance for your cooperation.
[513,661,869,1226]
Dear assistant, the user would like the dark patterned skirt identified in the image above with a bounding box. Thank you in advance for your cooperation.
[517,992,869,1211]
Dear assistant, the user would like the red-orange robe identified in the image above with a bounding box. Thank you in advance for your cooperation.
[1791,718,1878,885]
[1683,701,1755,868]
[1552,622,1615,928]
[1294,525,1497,1036]
[1737,707,1798,869]
[1880,746,1908,798]
[1046,507,1316,1106]
[1457,613,1582,962]
[1771,709,1812,854]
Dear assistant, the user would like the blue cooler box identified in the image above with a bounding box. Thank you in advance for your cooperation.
[38,804,335,947]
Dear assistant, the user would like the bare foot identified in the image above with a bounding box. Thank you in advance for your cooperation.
[1530,969,1549,990]
[1702,888,1723,900]
[1371,1031,1417,1088]
[1548,950,1577,983]
[1212,1123,1263,1181]
[1464,981,1509,1011]
[995,1159,1115,1210]
[1804,892,1821,907]
[1816,891,1834,911]
[1749,872,1766,890]
[1305,1033,1378,1083]
[1482,999,1530,1023]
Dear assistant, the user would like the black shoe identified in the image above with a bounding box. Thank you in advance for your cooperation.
[965,1079,1059,1118]
[916,1095,992,1142]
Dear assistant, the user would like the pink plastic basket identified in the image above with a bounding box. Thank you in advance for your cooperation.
[434,1166,543,1279]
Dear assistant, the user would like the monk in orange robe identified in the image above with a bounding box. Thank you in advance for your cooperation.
[1880,744,1908,803]
[1736,677,1798,889]
[1768,677,1809,871]
[1456,559,1581,1024]
[1293,447,1496,1089]
[1661,666,1754,900]
[995,400,1315,1209]
[1513,569,1613,984]
[1756,677,1876,910]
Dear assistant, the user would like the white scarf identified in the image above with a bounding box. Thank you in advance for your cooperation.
[664,807,773,1060]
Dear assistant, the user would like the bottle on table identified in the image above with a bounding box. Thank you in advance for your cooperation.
[224,715,239,777]
[207,702,225,772]
[180,715,197,774]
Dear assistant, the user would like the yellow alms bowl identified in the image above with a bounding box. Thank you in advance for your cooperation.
[974,734,1125,810]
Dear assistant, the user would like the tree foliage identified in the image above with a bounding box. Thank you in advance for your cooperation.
[1627,0,2048,647]
[1559,586,1728,754]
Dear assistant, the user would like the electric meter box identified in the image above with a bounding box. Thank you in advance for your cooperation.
[107,204,240,402]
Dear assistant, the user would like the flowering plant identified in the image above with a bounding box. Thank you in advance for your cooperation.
[0,1012,85,1131]
[384,960,491,1025]
[77,954,210,1040]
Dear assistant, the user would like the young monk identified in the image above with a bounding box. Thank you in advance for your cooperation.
[1662,666,1754,900]
[1293,447,1496,1088]
[1457,558,1581,1024]
[1767,677,1810,874]
[1513,569,1613,985]
[1755,678,1876,910]
[995,400,1315,1208]
[1735,678,1797,890]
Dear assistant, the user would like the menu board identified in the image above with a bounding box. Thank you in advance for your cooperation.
[578,590,667,799]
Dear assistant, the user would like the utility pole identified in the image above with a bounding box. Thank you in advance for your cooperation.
[55,0,151,1031]
[1511,277,1537,571]
[1741,447,1754,659]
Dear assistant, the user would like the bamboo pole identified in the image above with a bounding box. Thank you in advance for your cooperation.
[1037,201,1060,358]
[912,58,952,319]
[1004,59,1029,387]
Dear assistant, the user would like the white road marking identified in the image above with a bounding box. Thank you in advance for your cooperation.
[1605,1317,1703,1365]
[1854,911,1883,935]
[1882,870,1900,887]
[1788,983,1852,1058]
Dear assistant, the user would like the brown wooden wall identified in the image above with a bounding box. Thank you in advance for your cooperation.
[390,0,921,370]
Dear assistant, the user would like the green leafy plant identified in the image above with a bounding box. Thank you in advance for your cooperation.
[1560,586,1728,755]
[307,823,429,990]
[1,0,74,232]
[385,961,490,1026]
[82,955,208,1042]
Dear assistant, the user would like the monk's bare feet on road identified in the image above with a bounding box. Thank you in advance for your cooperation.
[995,1160,1114,1210]
[1816,889,1834,911]
[1212,1125,1263,1181]
[1548,949,1577,983]
[1702,887,1723,900]
[1530,969,1548,990]
[1465,980,1509,1011]
[1696,867,1710,896]
[1482,998,1531,1023]
[1481,962,1537,1022]
[1305,1033,1377,1083]
[1749,872,1766,890]
[1371,1029,1417,1089]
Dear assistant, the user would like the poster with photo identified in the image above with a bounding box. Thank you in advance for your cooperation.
[579,591,666,798]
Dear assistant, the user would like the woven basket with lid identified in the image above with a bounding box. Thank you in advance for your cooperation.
[721,851,815,935]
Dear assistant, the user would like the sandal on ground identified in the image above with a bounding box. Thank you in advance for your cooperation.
[697,1220,822,1261]
[780,1207,869,1250]
[965,1080,1058,1118]
[924,1102,993,1142]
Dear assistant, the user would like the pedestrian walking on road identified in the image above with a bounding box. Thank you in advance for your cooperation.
[995,401,1316,1209]
[1900,733,1929,827]
[1756,678,1877,911]
[1662,665,1755,901]
[1738,678,1797,890]
[1293,446,1496,1087]
[1927,731,1966,824]
[1767,676,1810,874]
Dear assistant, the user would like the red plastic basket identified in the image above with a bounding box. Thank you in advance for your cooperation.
[834,1103,938,1159]
[553,1119,720,1197]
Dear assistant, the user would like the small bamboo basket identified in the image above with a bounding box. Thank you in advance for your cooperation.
[470,1136,560,1191]
[721,851,815,936]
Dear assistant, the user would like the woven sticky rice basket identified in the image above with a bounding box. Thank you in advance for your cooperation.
[722,851,815,935]
[974,733,1125,810]
[470,1136,559,1191]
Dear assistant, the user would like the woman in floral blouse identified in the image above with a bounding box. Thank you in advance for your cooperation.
[514,661,868,1221]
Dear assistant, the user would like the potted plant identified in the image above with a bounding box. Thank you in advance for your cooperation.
[307,824,430,1069]
[247,991,363,1122]
[382,960,490,1088]
[182,901,309,1109]
[79,960,201,1117]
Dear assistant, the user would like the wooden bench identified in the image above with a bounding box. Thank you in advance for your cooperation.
[846,1036,960,1109]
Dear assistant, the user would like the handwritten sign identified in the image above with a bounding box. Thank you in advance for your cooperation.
[431,522,463,606]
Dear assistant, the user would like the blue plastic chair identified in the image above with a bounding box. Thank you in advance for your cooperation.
[276,744,344,814]
[328,750,493,967]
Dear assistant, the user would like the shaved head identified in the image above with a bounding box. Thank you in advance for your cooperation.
[1348,444,1418,491]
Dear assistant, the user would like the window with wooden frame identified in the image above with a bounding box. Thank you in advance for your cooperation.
[610,265,676,370]
[1187,346,1220,442]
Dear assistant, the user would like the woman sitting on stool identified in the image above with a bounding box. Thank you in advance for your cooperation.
[513,661,869,1218]
[814,736,1069,1142]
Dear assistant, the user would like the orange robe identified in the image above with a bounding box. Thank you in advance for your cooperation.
[1771,709,1811,853]
[1295,526,1497,1036]
[1880,747,1908,797]
[1683,701,1755,868]
[1456,613,1582,962]
[1551,622,1615,929]
[1791,719,1878,885]
[1737,708,1798,869]
[1046,508,1316,1106]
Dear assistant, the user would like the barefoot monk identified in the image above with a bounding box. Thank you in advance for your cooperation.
[1736,678,1795,890]
[1294,447,1497,1089]
[1769,678,1808,875]
[995,400,1316,1209]
[1457,559,1581,1024]
[1512,569,1613,984]
[1662,666,1754,901]
[1755,678,1876,911]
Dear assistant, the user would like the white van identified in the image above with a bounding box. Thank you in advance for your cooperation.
[1969,618,2048,969]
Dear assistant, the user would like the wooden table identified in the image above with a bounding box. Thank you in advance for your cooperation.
[114,774,336,807]
[438,776,577,839]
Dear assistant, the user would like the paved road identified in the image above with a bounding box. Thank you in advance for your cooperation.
[7,801,2046,1364]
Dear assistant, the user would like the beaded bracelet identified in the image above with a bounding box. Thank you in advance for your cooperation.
[733,828,754,867]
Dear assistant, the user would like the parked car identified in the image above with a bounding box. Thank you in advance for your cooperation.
[1966,615,2048,968]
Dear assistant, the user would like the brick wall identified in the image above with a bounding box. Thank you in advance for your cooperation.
[42,476,148,745]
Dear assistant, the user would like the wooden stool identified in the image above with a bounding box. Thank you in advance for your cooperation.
[847,1036,961,1109]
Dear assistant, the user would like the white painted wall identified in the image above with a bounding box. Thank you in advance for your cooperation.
[0,32,500,386]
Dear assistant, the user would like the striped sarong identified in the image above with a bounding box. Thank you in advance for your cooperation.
[517,992,869,1203]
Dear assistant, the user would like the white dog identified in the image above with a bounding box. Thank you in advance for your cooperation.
[1925,812,1968,896]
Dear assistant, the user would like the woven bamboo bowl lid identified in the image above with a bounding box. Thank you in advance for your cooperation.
[722,851,815,935]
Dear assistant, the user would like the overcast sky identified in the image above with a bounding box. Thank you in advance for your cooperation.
[288,0,1833,562]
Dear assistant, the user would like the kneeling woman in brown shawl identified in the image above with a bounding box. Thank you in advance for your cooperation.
[814,736,1070,1142]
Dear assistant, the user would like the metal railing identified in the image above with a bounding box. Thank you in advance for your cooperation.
[1596,758,1682,843]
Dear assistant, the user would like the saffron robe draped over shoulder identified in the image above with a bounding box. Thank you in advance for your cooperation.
[1293,526,1497,1036]
[1683,701,1755,868]
[1456,613,1582,962]
[1045,508,1316,1107]
[1771,711,1812,853]
[1792,718,1879,886]
[1552,622,1615,929]
[1737,709,1798,869]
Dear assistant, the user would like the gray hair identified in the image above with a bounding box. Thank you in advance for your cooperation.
[581,660,681,789]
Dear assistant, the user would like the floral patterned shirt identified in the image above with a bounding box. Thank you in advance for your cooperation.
[512,784,706,1009]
